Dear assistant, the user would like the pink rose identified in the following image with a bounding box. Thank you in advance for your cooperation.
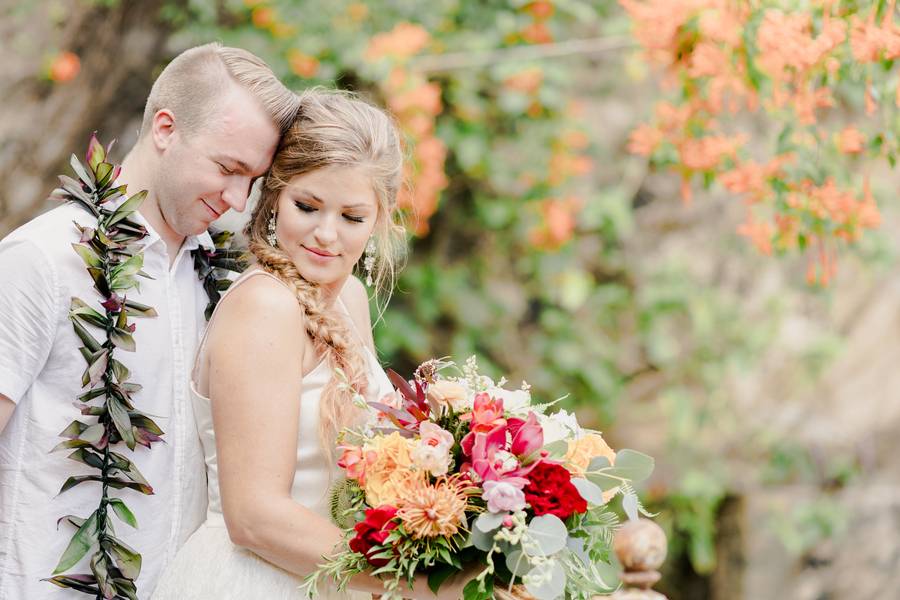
[418,422,454,451]
[482,480,526,513]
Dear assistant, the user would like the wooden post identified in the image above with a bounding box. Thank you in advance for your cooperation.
[609,518,668,600]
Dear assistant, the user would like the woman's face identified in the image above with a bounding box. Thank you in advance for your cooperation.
[273,165,378,292]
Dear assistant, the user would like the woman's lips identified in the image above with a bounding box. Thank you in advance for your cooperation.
[303,246,338,259]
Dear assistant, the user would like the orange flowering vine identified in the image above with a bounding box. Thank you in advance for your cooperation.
[622,0,897,283]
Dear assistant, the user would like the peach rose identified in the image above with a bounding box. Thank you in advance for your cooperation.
[363,432,416,506]
[426,380,468,412]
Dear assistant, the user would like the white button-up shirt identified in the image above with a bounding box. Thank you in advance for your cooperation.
[0,202,211,598]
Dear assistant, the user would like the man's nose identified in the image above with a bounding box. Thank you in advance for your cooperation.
[221,177,251,213]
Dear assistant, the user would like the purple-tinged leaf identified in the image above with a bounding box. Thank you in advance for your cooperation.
[43,573,99,594]
[105,190,146,228]
[90,551,115,599]
[56,514,87,530]
[86,133,105,171]
[108,498,138,529]
[72,243,101,268]
[66,448,104,469]
[69,154,94,189]
[52,510,98,573]
[110,359,130,384]
[79,423,105,445]
[104,478,153,495]
[109,328,135,352]
[108,536,141,579]
[76,388,106,403]
[123,299,157,318]
[82,348,109,387]
[108,397,135,450]
[100,293,123,313]
[58,475,105,495]
[386,369,417,402]
[129,413,162,435]
[59,420,88,439]
[95,162,114,188]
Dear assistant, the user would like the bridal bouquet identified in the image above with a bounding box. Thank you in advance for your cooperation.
[304,357,654,600]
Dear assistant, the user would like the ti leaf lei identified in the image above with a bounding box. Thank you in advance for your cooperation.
[43,134,244,598]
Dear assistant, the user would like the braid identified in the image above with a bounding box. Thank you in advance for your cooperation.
[248,240,370,461]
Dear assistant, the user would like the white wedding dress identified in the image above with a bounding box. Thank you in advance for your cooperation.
[152,270,392,599]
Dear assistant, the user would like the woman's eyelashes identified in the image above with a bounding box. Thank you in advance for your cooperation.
[216,162,234,175]
[293,200,366,223]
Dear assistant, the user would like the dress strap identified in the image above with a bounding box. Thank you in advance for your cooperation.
[192,268,292,381]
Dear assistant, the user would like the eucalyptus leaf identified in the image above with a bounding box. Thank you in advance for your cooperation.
[52,510,98,574]
[505,549,532,577]
[612,450,655,483]
[466,524,496,551]
[474,511,505,533]
[542,439,569,459]
[526,514,567,556]
[523,558,566,600]
[571,478,606,505]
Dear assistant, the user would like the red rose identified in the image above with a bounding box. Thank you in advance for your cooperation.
[523,461,587,520]
[348,506,399,567]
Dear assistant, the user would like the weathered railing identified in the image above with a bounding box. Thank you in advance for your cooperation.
[609,518,668,600]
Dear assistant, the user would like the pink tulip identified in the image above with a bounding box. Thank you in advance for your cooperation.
[508,412,544,459]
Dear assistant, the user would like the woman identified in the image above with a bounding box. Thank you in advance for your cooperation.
[153,91,467,599]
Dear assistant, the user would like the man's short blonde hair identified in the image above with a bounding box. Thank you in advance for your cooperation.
[140,42,298,138]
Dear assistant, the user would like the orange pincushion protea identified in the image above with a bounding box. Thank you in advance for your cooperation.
[395,474,476,540]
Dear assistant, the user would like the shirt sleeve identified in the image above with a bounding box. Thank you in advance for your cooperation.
[0,238,60,403]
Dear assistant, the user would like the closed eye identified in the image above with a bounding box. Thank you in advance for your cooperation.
[344,214,366,223]
[294,201,316,213]
[216,162,234,175]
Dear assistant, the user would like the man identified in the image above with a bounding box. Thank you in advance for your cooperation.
[0,43,298,598]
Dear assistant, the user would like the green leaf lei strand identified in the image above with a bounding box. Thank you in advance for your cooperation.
[43,134,243,598]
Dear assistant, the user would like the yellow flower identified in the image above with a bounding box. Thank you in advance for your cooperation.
[395,474,475,540]
[363,432,416,507]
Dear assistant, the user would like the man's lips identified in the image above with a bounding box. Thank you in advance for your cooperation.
[201,199,222,219]
[303,245,338,258]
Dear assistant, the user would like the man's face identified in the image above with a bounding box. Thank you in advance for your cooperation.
[152,85,280,240]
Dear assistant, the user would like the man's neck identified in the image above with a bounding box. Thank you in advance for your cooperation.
[118,150,186,265]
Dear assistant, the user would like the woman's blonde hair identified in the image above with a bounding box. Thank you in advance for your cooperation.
[246,88,406,458]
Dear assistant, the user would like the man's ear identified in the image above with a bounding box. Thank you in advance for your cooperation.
[151,109,177,151]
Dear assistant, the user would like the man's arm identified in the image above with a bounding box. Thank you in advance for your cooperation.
[0,394,14,435]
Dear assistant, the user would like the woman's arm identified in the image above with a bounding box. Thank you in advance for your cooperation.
[205,275,460,598]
